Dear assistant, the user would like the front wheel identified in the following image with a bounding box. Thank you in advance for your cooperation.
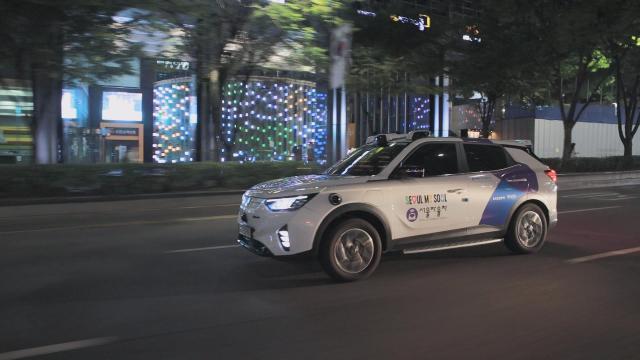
[504,203,548,254]
[320,218,382,282]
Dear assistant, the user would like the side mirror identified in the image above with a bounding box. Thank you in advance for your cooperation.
[393,165,425,178]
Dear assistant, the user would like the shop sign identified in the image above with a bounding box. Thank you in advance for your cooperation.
[156,60,190,72]
[105,127,139,136]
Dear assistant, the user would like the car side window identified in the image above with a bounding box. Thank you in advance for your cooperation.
[403,143,459,176]
[463,144,509,172]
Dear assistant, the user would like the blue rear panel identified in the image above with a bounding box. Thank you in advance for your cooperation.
[479,164,538,227]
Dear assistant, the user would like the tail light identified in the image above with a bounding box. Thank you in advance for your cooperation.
[545,169,557,183]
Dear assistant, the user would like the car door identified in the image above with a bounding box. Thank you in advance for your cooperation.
[385,142,472,239]
[462,143,530,231]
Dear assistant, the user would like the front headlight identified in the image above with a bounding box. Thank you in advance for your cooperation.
[264,194,315,211]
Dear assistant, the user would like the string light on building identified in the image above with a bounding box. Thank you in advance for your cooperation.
[153,78,196,163]
[410,96,431,131]
[221,80,327,164]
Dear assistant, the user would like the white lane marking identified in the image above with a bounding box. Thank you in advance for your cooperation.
[567,246,640,264]
[0,215,237,234]
[561,192,616,198]
[176,215,237,222]
[165,244,240,253]
[558,206,622,214]
[561,192,636,201]
[0,337,117,360]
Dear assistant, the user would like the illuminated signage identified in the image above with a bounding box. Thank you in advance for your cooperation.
[390,14,431,31]
[357,9,376,17]
[101,91,143,122]
[356,10,431,32]
[156,60,190,71]
[61,89,77,119]
[106,127,139,136]
[463,25,481,42]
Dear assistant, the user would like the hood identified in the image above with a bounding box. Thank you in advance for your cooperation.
[246,174,369,198]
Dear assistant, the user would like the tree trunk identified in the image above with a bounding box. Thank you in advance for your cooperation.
[561,121,574,169]
[623,139,633,169]
[479,94,496,138]
[211,69,225,162]
[196,66,225,162]
[30,20,64,165]
[31,69,63,164]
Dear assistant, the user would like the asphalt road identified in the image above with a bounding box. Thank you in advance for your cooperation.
[1,185,640,359]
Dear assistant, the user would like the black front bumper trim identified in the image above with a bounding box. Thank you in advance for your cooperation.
[238,235,273,257]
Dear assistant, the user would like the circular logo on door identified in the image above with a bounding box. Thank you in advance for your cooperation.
[406,208,418,222]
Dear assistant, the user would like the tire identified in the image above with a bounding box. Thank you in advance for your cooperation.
[504,203,548,254]
[319,218,382,282]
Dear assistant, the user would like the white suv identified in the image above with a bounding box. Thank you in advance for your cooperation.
[238,132,558,281]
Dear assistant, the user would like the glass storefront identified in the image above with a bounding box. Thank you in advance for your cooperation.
[0,80,33,164]
[62,87,95,163]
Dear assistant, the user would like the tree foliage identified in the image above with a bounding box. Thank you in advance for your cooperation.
[149,0,343,161]
[0,0,142,163]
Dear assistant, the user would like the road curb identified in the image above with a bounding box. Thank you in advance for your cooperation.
[0,189,245,207]
[558,170,640,190]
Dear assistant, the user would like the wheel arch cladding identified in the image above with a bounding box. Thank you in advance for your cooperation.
[312,204,391,257]
[512,199,550,225]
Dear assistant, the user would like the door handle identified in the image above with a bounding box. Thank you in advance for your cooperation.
[447,188,464,193]
[461,197,469,202]
[470,175,489,181]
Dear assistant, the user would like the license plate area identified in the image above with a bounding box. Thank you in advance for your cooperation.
[239,223,253,239]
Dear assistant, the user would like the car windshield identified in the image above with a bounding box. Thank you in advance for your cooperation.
[325,142,409,176]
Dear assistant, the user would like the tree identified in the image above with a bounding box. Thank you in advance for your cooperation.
[347,2,450,135]
[518,0,612,168]
[602,0,640,168]
[447,1,537,139]
[151,0,344,161]
[0,0,142,164]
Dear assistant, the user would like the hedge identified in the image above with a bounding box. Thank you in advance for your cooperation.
[541,156,640,173]
[0,162,322,198]
[2,156,640,199]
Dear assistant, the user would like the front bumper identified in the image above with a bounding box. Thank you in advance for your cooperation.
[236,194,321,256]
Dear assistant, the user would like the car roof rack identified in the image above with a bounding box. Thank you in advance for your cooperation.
[365,130,432,146]
[492,139,532,149]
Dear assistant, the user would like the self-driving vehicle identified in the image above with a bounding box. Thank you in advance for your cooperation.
[238,131,558,281]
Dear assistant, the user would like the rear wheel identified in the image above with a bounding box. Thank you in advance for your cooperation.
[320,218,382,282]
[504,203,548,254]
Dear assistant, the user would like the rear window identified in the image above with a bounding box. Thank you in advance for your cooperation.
[464,144,509,172]
[505,147,548,170]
